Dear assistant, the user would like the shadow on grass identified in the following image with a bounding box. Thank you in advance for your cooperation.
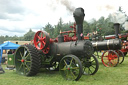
[34,68,60,78]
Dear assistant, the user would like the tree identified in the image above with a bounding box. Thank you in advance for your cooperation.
[89,18,97,32]
[54,18,64,37]
[0,36,4,44]
[24,29,35,41]
[83,21,90,35]
[43,23,54,38]
[12,35,19,40]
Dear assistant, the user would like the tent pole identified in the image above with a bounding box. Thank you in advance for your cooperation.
[0,49,2,64]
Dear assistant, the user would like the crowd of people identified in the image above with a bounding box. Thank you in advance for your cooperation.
[0,49,16,74]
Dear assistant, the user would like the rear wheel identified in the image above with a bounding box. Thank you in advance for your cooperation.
[101,50,119,67]
[15,45,41,76]
[115,50,124,64]
[59,55,83,81]
[82,54,99,75]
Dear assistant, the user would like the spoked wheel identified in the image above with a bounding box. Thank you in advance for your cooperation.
[115,50,124,64]
[59,55,83,81]
[34,31,50,53]
[94,51,101,59]
[101,50,119,67]
[15,45,41,76]
[82,54,99,75]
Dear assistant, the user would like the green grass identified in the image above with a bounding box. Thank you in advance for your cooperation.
[0,55,128,85]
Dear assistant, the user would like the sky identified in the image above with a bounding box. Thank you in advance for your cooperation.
[0,0,128,36]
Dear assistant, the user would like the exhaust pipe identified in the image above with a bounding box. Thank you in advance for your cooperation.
[73,8,85,40]
[114,23,120,38]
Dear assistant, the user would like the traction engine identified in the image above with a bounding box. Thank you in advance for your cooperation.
[85,23,125,67]
[98,23,126,67]
[14,8,99,81]
[105,23,128,57]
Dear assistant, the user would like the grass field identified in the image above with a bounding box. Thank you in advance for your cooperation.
[0,54,128,85]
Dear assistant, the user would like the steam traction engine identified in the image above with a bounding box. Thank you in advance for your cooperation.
[85,23,124,67]
[14,8,99,81]
[97,23,125,67]
[104,23,128,57]
[101,23,125,67]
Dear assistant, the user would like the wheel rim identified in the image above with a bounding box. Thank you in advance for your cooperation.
[116,50,124,64]
[82,54,99,75]
[15,46,31,75]
[59,55,82,81]
[101,50,119,67]
[34,31,50,50]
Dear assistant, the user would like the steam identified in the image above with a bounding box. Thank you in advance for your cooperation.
[47,0,75,14]
[109,11,126,24]
[59,0,75,13]
[109,11,128,30]
[97,5,114,11]
[123,22,128,30]
[105,5,114,11]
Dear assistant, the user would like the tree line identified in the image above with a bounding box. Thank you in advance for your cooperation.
[0,16,127,45]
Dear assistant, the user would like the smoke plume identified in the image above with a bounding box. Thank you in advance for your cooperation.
[98,5,114,11]
[124,22,128,30]
[109,11,128,30]
[105,5,114,11]
[47,0,75,14]
[59,0,75,13]
[109,12,126,24]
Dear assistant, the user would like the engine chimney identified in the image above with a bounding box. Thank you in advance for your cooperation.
[73,8,85,40]
[114,23,120,38]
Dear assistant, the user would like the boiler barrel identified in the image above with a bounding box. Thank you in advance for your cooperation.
[92,39,122,51]
[49,40,94,57]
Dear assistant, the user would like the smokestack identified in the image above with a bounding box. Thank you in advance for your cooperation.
[114,23,120,38]
[73,7,85,40]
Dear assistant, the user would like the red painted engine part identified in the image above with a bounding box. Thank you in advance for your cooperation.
[33,23,79,54]
[101,50,119,67]
[34,31,50,54]
[60,23,78,42]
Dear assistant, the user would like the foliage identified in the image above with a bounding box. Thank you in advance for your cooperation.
[43,23,54,38]
[23,29,35,41]
[43,18,74,38]
[83,17,115,36]
[0,36,4,45]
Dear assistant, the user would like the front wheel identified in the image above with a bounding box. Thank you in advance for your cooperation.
[101,50,119,67]
[59,54,83,81]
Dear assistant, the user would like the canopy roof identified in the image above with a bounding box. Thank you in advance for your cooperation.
[0,41,20,63]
